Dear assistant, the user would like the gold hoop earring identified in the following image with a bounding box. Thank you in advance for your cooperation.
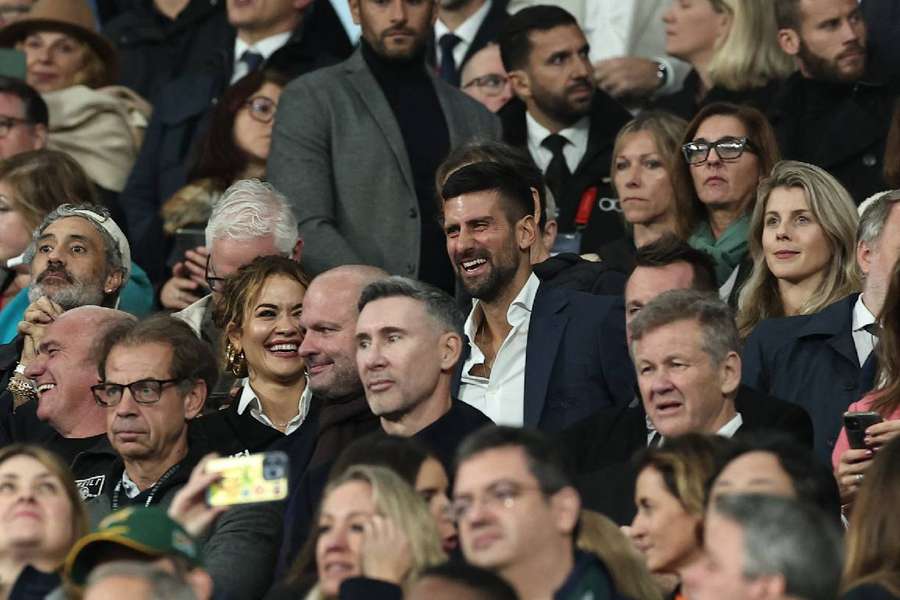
[225,341,248,378]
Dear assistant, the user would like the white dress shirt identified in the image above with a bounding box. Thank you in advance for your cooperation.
[434,0,493,68]
[459,273,541,426]
[236,377,313,435]
[852,294,878,366]
[526,112,590,173]
[231,31,293,83]
[646,412,744,446]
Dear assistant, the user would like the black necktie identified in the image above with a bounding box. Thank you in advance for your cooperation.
[542,134,572,226]
[241,50,264,73]
[438,33,462,87]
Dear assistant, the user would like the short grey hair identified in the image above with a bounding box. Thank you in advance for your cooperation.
[358,276,464,337]
[85,560,197,600]
[858,189,900,247]
[205,179,299,254]
[629,289,739,364]
[713,494,843,600]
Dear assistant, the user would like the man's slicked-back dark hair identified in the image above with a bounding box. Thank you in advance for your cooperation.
[455,425,572,494]
[440,161,535,226]
[0,76,48,125]
[419,562,519,600]
[634,234,718,293]
[498,5,579,72]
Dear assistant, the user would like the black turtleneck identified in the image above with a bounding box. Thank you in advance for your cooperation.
[361,41,454,293]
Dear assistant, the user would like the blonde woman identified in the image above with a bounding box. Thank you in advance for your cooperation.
[656,0,794,119]
[736,160,860,337]
[600,111,690,273]
[270,465,445,599]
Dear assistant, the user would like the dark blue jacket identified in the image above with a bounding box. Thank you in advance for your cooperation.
[451,283,634,433]
[741,294,866,464]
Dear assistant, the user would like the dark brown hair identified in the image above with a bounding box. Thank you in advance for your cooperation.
[870,260,900,417]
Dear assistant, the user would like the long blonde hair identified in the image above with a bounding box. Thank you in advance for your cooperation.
[297,465,446,599]
[707,0,795,91]
[736,160,860,337]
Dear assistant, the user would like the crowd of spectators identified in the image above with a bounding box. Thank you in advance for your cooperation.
[0,0,898,599]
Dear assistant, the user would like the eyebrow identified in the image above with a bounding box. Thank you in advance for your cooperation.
[254,302,303,310]
[36,233,95,245]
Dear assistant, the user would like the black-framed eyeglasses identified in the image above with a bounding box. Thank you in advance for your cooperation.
[461,73,509,97]
[205,256,225,293]
[682,136,757,165]
[244,96,277,124]
[0,115,32,139]
[91,378,185,407]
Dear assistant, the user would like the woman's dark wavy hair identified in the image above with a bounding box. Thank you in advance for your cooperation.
[188,67,289,190]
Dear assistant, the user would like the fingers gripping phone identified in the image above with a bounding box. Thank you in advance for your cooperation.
[206,451,289,507]
[844,411,884,450]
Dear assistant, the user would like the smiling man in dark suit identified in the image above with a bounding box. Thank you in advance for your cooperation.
[442,155,634,433]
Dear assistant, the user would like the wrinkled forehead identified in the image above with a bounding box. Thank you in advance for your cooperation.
[39,216,105,248]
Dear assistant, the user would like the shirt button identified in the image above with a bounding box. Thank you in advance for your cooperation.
[863,153,877,167]
[408,208,418,218]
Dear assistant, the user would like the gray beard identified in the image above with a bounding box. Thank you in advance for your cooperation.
[28,280,106,310]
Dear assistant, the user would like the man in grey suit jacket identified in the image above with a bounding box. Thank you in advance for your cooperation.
[268,0,501,291]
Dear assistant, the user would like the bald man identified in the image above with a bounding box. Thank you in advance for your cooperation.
[3,306,134,494]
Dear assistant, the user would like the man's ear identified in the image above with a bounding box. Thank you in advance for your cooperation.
[291,238,304,262]
[516,213,537,252]
[542,218,558,253]
[184,379,208,420]
[104,269,125,296]
[508,69,531,101]
[348,0,361,25]
[778,28,800,56]
[550,486,581,535]
[719,351,741,397]
[857,239,872,277]
[31,123,48,150]
[439,331,462,371]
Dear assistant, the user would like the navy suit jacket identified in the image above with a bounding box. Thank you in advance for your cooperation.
[741,294,866,464]
[451,283,634,433]
[562,385,814,524]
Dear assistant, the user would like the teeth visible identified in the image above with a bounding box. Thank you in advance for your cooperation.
[462,259,487,270]
[269,343,298,352]
[37,383,55,393]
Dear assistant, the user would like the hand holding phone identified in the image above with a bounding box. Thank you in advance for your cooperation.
[844,411,884,450]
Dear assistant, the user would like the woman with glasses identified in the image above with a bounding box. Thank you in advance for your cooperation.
[598,111,689,274]
[626,434,732,600]
[187,255,309,453]
[673,102,781,293]
[159,68,288,311]
[654,0,793,120]
[459,44,513,114]
[0,444,89,598]
[736,160,860,338]
[269,465,445,600]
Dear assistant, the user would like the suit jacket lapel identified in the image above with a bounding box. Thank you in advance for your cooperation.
[797,294,859,367]
[345,51,416,194]
[524,286,568,427]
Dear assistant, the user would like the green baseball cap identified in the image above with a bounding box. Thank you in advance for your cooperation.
[65,507,202,585]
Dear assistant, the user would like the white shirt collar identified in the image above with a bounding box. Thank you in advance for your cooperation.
[646,411,744,445]
[852,293,877,332]
[435,0,492,45]
[236,376,313,435]
[234,31,293,65]
[464,273,541,343]
[526,112,591,172]
[120,470,142,499]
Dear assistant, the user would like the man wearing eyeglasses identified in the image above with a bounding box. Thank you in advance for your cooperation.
[0,76,47,159]
[80,313,283,598]
[460,43,513,112]
[453,425,629,600]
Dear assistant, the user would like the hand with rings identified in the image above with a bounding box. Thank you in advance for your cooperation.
[835,447,873,506]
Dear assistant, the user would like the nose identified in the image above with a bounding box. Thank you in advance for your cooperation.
[840,17,861,44]
[775,219,791,240]
[298,331,318,360]
[624,163,642,188]
[649,370,674,395]
[24,353,48,379]
[388,0,407,23]
[361,340,387,372]
[572,54,592,81]
[114,387,141,416]
[662,2,675,24]
[322,523,350,552]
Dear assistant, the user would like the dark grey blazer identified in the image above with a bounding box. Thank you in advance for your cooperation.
[268,48,502,277]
